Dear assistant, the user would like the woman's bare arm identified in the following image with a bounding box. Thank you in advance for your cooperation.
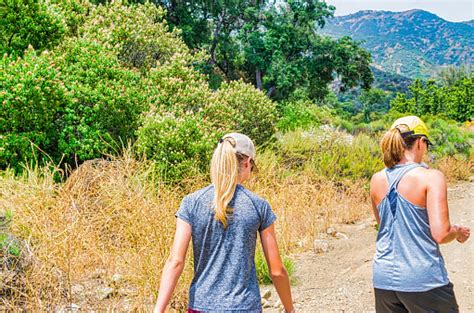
[154,219,192,313]
[260,224,294,312]
[426,170,470,244]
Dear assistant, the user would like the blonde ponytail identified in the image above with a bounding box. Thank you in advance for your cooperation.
[210,138,239,229]
[380,128,406,168]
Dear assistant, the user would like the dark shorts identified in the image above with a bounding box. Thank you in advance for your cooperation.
[375,283,459,313]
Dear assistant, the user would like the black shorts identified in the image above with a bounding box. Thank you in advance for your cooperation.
[374,283,459,313]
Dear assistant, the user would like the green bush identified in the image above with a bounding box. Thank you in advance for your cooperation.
[136,113,217,182]
[56,39,151,162]
[0,0,66,56]
[277,100,335,132]
[79,1,196,71]
[279,127,383,180]
[424,116,472,158]
[210,80,278,146]
[0,48,68,171]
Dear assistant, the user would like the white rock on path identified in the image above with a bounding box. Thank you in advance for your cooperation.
[313,239,329,253]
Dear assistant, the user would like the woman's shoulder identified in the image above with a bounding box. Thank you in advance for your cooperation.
[236,185,269,206]
[185,184,214,202]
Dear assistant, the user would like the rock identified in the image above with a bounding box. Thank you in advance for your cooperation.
[313,239,329,253]
[112,273,122,282]
[261,298,271,308]
[71,284,84,295]
[326,227,337,236]
[119,287,138,296]
[262,289,271,300]
[91,268,106,279]
[96,286,115,300]
[335,232,349,239]
[274,299,282,308]
[65,303,81,312]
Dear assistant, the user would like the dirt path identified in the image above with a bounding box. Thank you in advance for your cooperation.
[261,181,474,312]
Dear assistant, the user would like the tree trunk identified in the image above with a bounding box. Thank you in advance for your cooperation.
[266,86,276,98]
[256,69,263,90]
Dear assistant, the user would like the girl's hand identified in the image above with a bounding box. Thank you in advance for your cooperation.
[456,225,470,243]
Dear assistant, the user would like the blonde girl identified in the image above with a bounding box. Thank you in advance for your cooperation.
[154,133,294,313]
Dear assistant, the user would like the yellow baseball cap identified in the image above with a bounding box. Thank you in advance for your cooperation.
[391,116,433,145]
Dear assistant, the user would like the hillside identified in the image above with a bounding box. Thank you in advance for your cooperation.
[321,9,474,79]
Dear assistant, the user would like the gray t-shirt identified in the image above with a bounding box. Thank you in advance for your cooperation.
[176,184,276,312]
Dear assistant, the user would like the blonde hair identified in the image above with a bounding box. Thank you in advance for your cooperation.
[380,127,420,168]
[210,138,248,228]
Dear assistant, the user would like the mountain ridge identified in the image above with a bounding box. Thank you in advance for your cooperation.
[321,9,474,79]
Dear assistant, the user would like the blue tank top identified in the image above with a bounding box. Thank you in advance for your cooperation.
[373,163,449,292]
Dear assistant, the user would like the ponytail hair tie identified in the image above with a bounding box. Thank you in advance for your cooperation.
[218,138,224,144]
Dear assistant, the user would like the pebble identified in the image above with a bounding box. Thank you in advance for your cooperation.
[96,286,114,300]
[313,239,329,253]
[262,289,271,300]
[326,227,337,236]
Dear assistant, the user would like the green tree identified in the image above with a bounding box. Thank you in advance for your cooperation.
[389,76,473,122]
[154,0,373,100]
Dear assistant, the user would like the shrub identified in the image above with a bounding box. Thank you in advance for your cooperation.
[424,116,472,159]
[0,0,66,56]
[79,1,197,71]
[135,113,217,182]
[277,100,335,132]
[210,80,278,146]
[148,54,212,114]
[56,39,151,162]
[0,48,68,171]
[278,127,383,180]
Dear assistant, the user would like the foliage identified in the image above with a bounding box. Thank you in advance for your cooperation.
[209,80,277,145]
[136,113,215,182]
[56,39,151,162]
[334,88,392,124]
[155,0,373,100]
[0,0,66,56]
[0,48,68,171]
[424,116,472,158]
[79,1,197,71]
[279,127,383,180]
[390,77,473,122]
[277,99,335,132]
[49,0,91,37]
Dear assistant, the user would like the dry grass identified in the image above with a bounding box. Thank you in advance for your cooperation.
[248,149,371,252]
[434,155,474,182]
[0,153,201,310]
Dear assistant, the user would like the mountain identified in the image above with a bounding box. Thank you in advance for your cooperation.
[321,9,474,79]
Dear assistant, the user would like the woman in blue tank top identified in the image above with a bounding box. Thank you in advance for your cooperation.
[153,133,294,313]
[370,116,470,312]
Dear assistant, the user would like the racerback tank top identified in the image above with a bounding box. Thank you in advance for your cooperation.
[373,163,449,291]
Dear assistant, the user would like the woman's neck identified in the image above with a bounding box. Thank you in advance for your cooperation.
[399,150,422,164]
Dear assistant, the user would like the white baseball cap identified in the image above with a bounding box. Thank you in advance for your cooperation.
[221,133,256,160]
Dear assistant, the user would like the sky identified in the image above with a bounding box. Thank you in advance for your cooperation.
[324,0,474,22]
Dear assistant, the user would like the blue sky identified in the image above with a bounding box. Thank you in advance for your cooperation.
[325,0,474,22]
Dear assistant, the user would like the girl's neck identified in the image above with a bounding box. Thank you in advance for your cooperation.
[399,150,422,165]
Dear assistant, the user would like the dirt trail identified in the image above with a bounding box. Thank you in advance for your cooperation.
[261,181,474,312]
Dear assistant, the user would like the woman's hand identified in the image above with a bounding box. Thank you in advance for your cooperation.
[455,225,470,243]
